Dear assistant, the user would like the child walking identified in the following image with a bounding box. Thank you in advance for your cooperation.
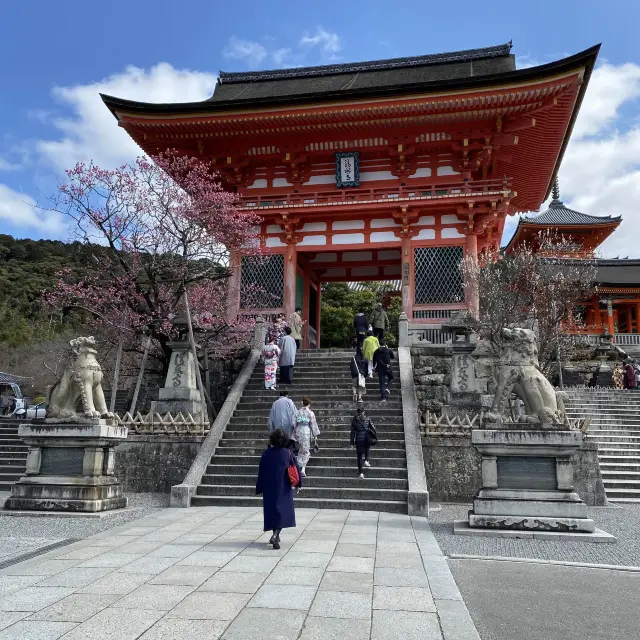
[350,406,377,479]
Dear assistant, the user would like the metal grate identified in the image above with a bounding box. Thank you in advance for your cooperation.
[241,254,284,308]
[414,246,464,305]
[413,309,455,320]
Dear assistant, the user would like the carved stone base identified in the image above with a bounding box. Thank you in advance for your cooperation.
[4,422,128,513]
[468,513,595,532]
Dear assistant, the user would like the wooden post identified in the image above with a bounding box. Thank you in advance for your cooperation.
[626,306,633,334]
[283,244,297,319]
[606,299,615,338]
[129,334,151,415]
[636,303,640,334]
[401,236,413,320]
[465,232,479,318]
[182,291,210,425]
[316,284,322,350]
[109,310,127,414]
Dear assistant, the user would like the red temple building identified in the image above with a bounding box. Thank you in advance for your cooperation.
[102,42,601,347]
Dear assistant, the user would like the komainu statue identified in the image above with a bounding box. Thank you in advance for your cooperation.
[487,327,566,425]
[46,336,115,420]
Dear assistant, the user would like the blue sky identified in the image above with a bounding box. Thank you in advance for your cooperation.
[2,0,640,255]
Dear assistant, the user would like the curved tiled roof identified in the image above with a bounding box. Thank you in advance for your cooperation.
[218,43,512,84]
[522,199,620,226]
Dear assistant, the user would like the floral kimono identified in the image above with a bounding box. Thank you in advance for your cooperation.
[262,344,281,390]
[293,406,320,469]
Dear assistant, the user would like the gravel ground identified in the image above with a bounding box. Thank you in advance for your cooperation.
[0,492,169,565]
[430,502,640,566]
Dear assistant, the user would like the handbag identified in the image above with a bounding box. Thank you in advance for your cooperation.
[366,420,378,446]
[287,463,300,487]
[313,438,319,453]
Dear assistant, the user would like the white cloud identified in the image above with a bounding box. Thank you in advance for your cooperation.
[36,63,217,173]
[0,184,65,235]
[222,37,267,68]
[272,48,294,68]
[502,62,640,258]
[0,157,22,171]
[300,27,342,57]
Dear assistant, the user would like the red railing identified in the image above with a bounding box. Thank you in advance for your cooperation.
[239,178,511,211]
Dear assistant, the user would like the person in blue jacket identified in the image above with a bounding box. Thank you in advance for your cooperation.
[256,428,302,549]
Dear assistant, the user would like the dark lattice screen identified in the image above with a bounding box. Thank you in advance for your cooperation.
[241,254,284,308]
[414,246,464,305]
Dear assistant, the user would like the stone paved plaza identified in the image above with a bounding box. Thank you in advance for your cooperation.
[0,506,479,639]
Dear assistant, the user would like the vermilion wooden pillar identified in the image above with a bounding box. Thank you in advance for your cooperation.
[606,299,615,336]
[302,268,311,348]
[636,303,640,334]
[316,284,322,349]
[465,233,480,317]
[283,242,297,320]
[401,236,413,320]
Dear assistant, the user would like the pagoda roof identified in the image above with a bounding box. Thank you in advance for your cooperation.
[521,199,621,226]
[212,43,514,101]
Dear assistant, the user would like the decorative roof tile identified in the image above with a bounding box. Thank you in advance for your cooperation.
[522,199,621,226]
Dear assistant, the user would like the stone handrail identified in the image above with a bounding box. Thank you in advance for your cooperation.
[170,318,265,507]
[398,346,430,516]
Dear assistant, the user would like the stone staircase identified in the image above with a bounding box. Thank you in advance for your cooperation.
[564,388,640,503]
[0,420,28,492]
[191,350,409,513]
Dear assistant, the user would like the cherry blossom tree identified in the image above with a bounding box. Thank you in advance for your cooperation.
[45,150,263,372]
[462,235,597,374]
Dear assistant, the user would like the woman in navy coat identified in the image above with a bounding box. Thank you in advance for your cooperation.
[256,428,302,549]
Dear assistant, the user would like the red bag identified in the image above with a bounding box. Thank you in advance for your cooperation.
[287,463,300,487]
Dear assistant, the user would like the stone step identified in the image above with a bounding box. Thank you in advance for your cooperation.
[601,470,640,477]
[0,451,28,460]
[200,474,409,489]
[196,484,408,501]
[190,495,408,514]
[0,444,28,452]
[206,464,408,479]
[221,432,404,442]
[588,434,640,442]
[599,462,640,470]
[223,423,405,434]
[233,408,401,418]
[598,448,640,456]
[607,497,640,503]
[208,454,407,468]
[234,401,402,412]
[0,464,26,473]
[213,446,407,459]
[217,438,405,449]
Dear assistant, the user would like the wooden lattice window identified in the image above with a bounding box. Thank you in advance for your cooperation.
[414,246,464,305]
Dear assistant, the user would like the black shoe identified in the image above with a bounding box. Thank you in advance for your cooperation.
[269,533,276,545]
[273,541,281,550]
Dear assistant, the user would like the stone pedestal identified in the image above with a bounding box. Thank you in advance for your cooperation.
[465,426,595,533]
[4,421,128,512]
[150,341,204,420]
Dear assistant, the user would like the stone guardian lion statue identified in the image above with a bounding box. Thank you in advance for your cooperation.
[46,336,115,420]
[488,327,566,425]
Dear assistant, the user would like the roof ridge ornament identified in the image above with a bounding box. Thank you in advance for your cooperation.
[551,177,562,204]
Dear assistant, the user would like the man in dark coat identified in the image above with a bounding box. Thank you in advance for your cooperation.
[350,406,376,478]
[373,339,395,402]
[353,308,369,348]
[256,429,301,549]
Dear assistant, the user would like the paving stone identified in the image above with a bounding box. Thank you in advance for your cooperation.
[435,599,481,640]
[0,620,77,639]
[198,572,267,594]
[171,534,220,545]
[374,567,429,587]
[0,612,28,632]
[373,586,436,612]
[299,616,371,640]
[115,542,164,555]
[327,555,375,573]
[112,584,195,610]
[55,547,107,561]
[248,584,317,610]
[221,607,306,640]
[239,542,289,557]
[167,592,251,620]
[299,530,341,541]
[309,590,372,619]
[279,552,332,568]
[77,572,153,595]
[117,556,179,575]
[36,567,113,588]
[290,539,337,554]
[0,576,41,598]
[220,555,281,573]
[3,560,78,577]
[0,587,75,612]
[334,543,376,558]
[376,541,420,554]
[78,553,143,568]
[338,533,377,545]
[265,565,325,586]
[176,551,237,567]
[59,607,164,640]
[319,571,373,594]
[149,565,217,586]
[202,541,250,553]
[422,557,462,601]
[375,552,425,569]
[149,544,204,558]
[139,618,229,640]
[30,593,118,622]
[371,609,442,639]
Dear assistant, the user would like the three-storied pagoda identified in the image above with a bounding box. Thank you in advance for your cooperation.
[102,42,599,347]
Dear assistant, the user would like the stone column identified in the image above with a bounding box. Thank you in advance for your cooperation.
[465,233,479,318]
[450,338,477,393]
[25,447,41,475]
[226,251,242,323]
[481,456,498,489]
[283,242,297,318]
[606,298,615,336]
[398,312,409,347]
[253,316,266,349]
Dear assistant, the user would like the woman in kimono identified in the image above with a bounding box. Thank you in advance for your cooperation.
[350,347,368,403]
[613,362,624,389]
[256,428,301,549]
[262,335,281,390]
[294,397,320,477]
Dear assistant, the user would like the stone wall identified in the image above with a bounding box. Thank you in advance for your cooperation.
[422,436,607,506]
[114,435,205,493]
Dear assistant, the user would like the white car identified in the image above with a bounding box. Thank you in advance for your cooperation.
[26,402,47,419]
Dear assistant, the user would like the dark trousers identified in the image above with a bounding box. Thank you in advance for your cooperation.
[373,327,384,341]
[356,442,370,473]
[378,368,393,399]
[295,339,301,350]
[280,366,293,384]
[356,333,366,348]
